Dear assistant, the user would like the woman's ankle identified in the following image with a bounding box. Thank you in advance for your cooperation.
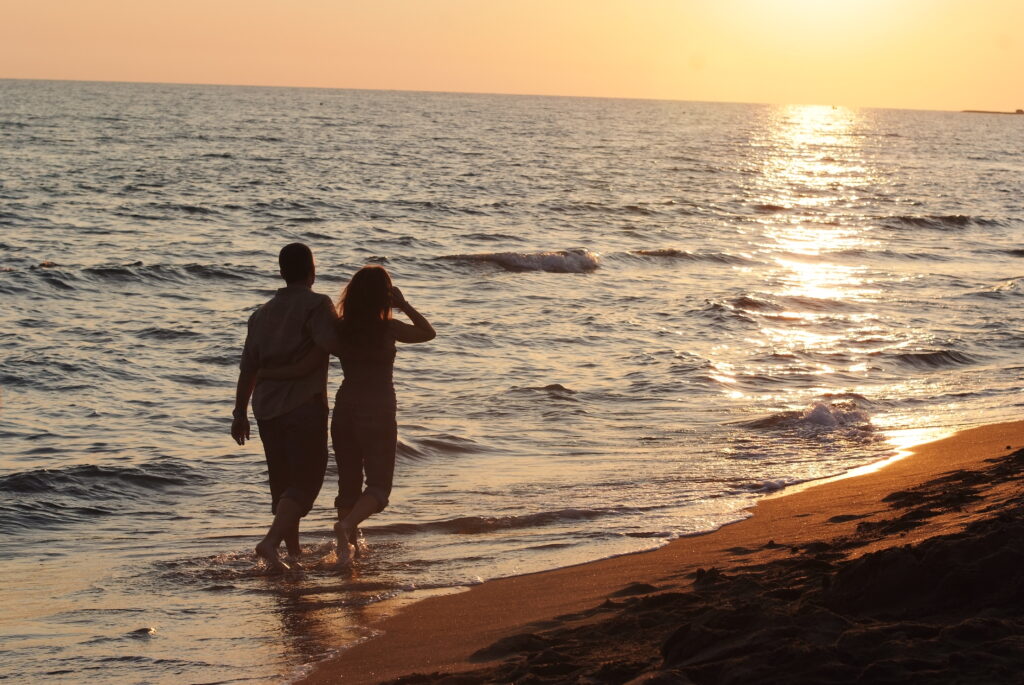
[333,519,353,539]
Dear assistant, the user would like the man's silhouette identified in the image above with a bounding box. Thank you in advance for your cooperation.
[231,243,337,572]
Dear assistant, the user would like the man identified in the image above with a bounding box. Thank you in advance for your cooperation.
[230,243,337,573]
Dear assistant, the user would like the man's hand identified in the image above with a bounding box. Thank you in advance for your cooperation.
[231,415,251,446]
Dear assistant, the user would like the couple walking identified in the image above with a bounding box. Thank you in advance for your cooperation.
[230,243,435,572]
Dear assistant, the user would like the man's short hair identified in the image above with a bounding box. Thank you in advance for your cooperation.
[279,243,314,283]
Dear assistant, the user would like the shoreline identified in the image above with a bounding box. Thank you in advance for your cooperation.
[301,419,1024,683]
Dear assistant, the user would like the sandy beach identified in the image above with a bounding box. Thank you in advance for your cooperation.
[301,420,1024,684]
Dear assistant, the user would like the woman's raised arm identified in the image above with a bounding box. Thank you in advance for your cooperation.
[388,285,435,343]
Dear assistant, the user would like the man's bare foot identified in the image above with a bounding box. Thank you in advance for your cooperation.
[255,540,288,574]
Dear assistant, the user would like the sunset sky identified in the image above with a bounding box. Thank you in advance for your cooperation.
[2,0,1022,111]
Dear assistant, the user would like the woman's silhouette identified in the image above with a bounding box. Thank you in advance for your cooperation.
[261,265,435,567]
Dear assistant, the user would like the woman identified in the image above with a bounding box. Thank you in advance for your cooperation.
[261,265,435,567]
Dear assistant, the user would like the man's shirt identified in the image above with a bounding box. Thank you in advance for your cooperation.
[240,284,338,420]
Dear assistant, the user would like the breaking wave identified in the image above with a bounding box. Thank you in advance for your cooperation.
[735,401,872,433]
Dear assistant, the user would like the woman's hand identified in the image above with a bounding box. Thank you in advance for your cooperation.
[388,285,436,343]
[390,285,409,310]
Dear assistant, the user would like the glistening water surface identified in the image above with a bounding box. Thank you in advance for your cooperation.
[1,80,1023,683]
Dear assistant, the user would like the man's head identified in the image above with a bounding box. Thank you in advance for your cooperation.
[279,243,315,285]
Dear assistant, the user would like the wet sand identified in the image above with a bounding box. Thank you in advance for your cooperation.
[301,420,1024,684]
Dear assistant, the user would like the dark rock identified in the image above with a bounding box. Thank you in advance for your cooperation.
[469,632,549,661]
[613,582,660,597]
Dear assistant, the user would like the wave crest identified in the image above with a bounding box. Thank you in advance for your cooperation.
[881,215,1004,230]
[0,459,206,530]
[632,249,757,265]
[439,248,599,273]
[736,401,872,433]
[886,349,977,369]
[372,507,615,536]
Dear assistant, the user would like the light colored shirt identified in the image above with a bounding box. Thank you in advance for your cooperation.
[240,284,338,420]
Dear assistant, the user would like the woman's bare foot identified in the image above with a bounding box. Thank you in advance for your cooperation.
[333,521,356,568]
[350,527,366,559]
[255,540,288,574]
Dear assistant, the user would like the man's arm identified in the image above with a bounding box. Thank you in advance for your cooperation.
[232,315,259,446]
[231,367,257,445]
[309,296,341,356]
[258,346,328,380]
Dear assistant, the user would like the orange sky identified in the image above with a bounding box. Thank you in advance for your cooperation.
[2,0,1021,111]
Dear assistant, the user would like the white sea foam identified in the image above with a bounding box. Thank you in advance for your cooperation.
[735,401,872,434]
[801,401,869,427]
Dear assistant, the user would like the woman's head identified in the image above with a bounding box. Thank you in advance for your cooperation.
[338,265,393,323]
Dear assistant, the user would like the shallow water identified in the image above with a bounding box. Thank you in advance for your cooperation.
[1,80,1023,682]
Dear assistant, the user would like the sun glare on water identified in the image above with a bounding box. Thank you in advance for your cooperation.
[756,104,879,344]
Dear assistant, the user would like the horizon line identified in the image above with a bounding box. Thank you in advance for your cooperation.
[1,76,969,114]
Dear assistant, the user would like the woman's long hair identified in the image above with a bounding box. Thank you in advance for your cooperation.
[336,265,393,349]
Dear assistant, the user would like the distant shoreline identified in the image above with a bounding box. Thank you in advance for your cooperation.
[962,109,1024,115]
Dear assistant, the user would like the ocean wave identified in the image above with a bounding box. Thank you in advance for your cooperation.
[0,500,119,530]
[833,248,953,261]
[726,293,863,314]
[885,349,977,369]
[881,214,1004,230]
[730,479,792,494]
[459,232,528,243]
[735,400,872,432]
[439,249,600,273]
[0,461,201,496]
[82,262,254,284]
[507,383,579,400]
[0,460,205,530]
[688,300,758,328]
[156,203,219,215]
[970,278,1024,299]
[396,433,490,461]
[183,264,251,280]
[136,326,202,340]
[541,201,678,216]
[631,249,757,265]
[728,295,783,312]
[194,352,239,366]
[357,198,489,216]
[752,203,792,213]
[371,507,616,536]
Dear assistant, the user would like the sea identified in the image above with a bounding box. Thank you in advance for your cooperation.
[1,79,1022,683]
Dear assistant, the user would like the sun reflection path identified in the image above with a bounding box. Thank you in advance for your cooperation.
[718,105,890,404]
[756,104,873,209]
[758,105,881,345]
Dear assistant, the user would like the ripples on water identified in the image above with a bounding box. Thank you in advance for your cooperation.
[1,80,1022,682]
